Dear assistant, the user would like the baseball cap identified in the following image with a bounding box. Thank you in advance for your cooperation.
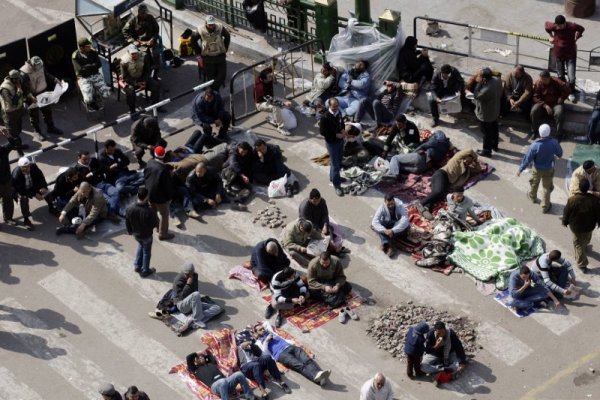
[18,157,31,167]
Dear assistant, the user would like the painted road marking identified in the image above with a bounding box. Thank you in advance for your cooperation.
[0,366,45,400]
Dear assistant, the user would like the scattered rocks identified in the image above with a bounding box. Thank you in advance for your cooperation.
[366,302,479,360]
[252,206,287,229]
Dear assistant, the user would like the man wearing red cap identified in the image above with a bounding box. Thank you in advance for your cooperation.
[144,145,175,240]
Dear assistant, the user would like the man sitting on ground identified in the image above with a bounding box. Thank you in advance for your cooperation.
[355,80,404,127]
[371,194,410,258]
[298,188,332,236]
[74,150,121,219]
[446,188,482,226]
[12,157,57,230]
[189,88,232,153]
[253,323,331,386]
[185,162,225,212]
[250,238,290,284]
[100,139,144,196]
[222,141,253,194]
[186,349,257,400]
[381,114,421,159]
[335,60,371,119]
[342,123,370,168]
[265,266,308,328]
[56,182,108,237]
[281,218,325,267]
[51,167,84,211]
[237,337,291,398]
[422,321,467,382]
[531,250,577,298]
[252,138,292,186]
[508,265,562,310]
[130,115,164,168]
[307,251,356,322]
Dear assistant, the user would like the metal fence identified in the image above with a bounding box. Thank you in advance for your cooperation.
[229,39,325,124]
[413,16,600,73]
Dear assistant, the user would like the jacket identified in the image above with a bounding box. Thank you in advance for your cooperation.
[563,193,600,233]
[371,198,410,234]
[414,130,451,166]
[306,71,336,103]
[74,158,106,186]
[122,388,150,400]
[123,14,159,43]
[186,351,224,386]
[252,144,290,182]
[518,137,562,172]
[431,66,465,98]
[319,109,345,144]
[383,120,421,153]
[307,255,346,291]
[72,49,102,78]
[198,23,230,57]
[130,116,162,147]
[125,201,158,240]
[281,218,323,253]
[359,377,394,400]
[144,159,175,203]
[173,270,199,302]
[375,83,404,116]
[0,77,27,113]
[20,63,56,96]
[403,324,428,357]
[338,68,371,100]
[223,149,253,178]
[270,269,308,304]
[99,148,131,184]
[474,76,502,122]
[253,75,273,103]
[440,149,482,188]
[250,238,290,281]
[531,253,575,296]
[0,144,12,185]
[298,197,329,231]
[424,328,467,364]
[11,164,47,197]
[63,187,108,225]
[237,343,262,367]
[185,167,223,201]
[191,91,228,126]
[120,53,150,84]
[545,21,584,60]
[569,165,600,196]
[533,77,570,108]
[502,70,533,102]
[52,169,84,200]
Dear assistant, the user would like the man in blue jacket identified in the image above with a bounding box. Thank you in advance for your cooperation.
[517,123,563,213]
[335,60,371,118]
[371,194,410,258]
[190,88,232,152]
[404,321,429,379]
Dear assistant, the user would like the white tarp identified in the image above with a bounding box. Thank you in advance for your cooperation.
[32,81,69,108]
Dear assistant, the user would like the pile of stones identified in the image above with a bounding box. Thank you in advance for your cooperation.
[252,205,287,229]
[366,301,480,360]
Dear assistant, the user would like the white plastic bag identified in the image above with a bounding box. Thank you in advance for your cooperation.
[307,236,329,256]
[268,174,288,198]
[280,108,297,130]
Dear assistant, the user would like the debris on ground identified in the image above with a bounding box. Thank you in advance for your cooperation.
[366,301,479,359]
[252,205,287,229]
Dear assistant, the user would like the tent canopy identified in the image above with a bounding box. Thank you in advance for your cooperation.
[76,0,145,17]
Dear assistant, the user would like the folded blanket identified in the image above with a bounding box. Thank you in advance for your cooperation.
[228,263,268,291]
[447,217,545,289]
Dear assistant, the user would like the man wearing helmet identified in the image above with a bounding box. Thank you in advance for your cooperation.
[0,70,35,155]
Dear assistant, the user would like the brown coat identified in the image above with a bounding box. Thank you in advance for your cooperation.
[440,149,482,188]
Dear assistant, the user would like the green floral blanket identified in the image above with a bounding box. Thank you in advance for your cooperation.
[447,218,545,289]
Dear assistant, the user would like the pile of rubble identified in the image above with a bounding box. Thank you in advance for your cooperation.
[366,301,480,360]
[252,205,287,229]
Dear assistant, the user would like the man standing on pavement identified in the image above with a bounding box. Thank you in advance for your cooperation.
[531,69,570,140]
[517,123,563,213]
[194,15,230,90]
[319,97,346,196]
[0,70,35,155]
[144,145,175,240]
[0,128,15,226]
[563,179,600,274]
[471,67,502,157]
[545,15,584,102]
[126,187,159,277]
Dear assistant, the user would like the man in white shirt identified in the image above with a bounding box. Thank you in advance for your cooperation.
[360,373,393,400]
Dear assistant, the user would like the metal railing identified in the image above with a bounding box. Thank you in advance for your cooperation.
[413,16,600,73]
[228,39,325,124]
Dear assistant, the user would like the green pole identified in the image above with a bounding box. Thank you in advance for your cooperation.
[355,0,370,23]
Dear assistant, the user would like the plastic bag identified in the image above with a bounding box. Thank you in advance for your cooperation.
[307,237,329,256]
[268,174,288,198]
[280,108,297,130]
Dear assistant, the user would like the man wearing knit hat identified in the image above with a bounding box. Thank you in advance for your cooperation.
[143,145,175,240]
[98,382,122,400]
[517,123,563,213]
[72,37,111,111]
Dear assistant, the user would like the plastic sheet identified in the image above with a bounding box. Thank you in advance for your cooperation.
[326,19,404,90]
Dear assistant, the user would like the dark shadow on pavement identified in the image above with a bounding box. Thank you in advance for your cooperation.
[0,304,81,334]
[0,331,67,360]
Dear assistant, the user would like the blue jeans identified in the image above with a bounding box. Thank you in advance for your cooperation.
[388,153,427,176]
[115,171,144,195]
[170,186,194,215]
[210,371,253,400]
[325,141,344,188]
[176,292,223,324]
[375,220,407,245]
[556,58,576,90]
[134,236,153,273]
[508,285,549,309]
[421,352,461,374]
[96,182,121,216]
[588,109,600,144]
[336,95,361,117]
[241,354,282,388]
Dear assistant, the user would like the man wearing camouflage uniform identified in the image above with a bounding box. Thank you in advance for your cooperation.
[72,37,111,110]
[0,70,34,155]
[120,45,160,114]
[123,4,161,75]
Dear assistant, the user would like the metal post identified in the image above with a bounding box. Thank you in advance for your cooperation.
[93,131,99,158]
[515,36,520,65]
[355,0,370,23]
[468,28,472,57]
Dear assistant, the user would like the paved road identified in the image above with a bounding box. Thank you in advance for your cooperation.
[2,1,600,399]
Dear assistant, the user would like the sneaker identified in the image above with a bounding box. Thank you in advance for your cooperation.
[34,129,48,141]
[275,313,284,328]
[233,202,248,211]
[345,307,359,321]
[191,320,207,329]
[414,203,433,220]
[176,316,193,334]
[339,246,351,254]
[148,309,167,320]
[23,218,34,231]
[277,126,291,136]
[568,94,576,103]
[314,369,331,386]
[4,219,17,226]
[335,187,344,197]
[338,308,347,324]
[386,246,395,258]
[159,233,175,241]
[279,382,291,394]
[186,209,201,219]
[541,204,552,214]
[140,267,156,278]
[264,304,275,319]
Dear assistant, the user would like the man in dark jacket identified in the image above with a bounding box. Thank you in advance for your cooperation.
[221,141,253,191]
[563,179,600,274]
[100,139,145,196]
[12,157,56,230]
[186,162,225,211]
[51,167,84,210]
[190,88,232,152]
[319,97,346,196]
[397,36,433,84]
[422,321,467,376]
[531,69,570,140]
[266,267,308,328]
[298,188,331,235]
[130,116,163,167]
[471,67,502,157]
[126,187,158,277]
[98,383,123,400]
[354,80,404,127]
[74,150,121,219]
[429,64,465,127]
[0,129,15,225]
[382,114,421,158]
[72,37,111,110]
[252,139,291,185]
[404,321,430,379]
[144,146,175,240]
[250,238,290,284]
[123,386,150,400]
[172,263,223,332]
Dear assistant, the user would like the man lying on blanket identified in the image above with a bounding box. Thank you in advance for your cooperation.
[186,349,258,400]
[253,322,332,386]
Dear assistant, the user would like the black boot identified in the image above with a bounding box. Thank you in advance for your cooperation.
[55,225,76,235]
[46,124,64,135]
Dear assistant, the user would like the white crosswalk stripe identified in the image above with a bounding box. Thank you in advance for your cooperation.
[0,366,45,400]
[38,270,192,399]
[0,297,120,399]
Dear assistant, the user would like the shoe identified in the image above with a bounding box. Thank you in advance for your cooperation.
[315,369,331,386]
[386,246,395,258]
[277,126,291,136]
[186,209,201,219]
[285,184,293,198]
[345,307,359,320]
[46,125,64,135]
[338,308,347,324]
[176,316,193,334]
[526,192,539,204]
[107,213,120,223]
[148,309,168,320]
[275,313,284,328]
[191,320,207,329]
[569,94,576,103]
[476,149,492,157]
[55,225,70,235]
[34,128,48,141]
[264,304,275,319]
[23,218,34,231]
[4,219,17,226]
[233,202,248,211]
[414,203,433,220]
[292,181,300,195]
[537,300,549,309]
[335,187,344,197]
[339,246,351,254]
[280,382,291,394]
[431,119,439,128]
[140,267,156,278]
[541,204,552,214]
[159,233,175,241]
